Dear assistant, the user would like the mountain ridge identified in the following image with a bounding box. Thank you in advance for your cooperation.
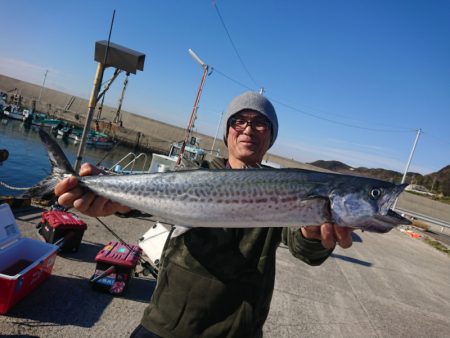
[308,160,450,196]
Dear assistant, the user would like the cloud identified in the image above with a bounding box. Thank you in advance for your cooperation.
[0,57,55,83]
[0,57,87,97]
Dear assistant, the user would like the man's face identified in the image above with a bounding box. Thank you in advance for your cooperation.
[226,110,272,167]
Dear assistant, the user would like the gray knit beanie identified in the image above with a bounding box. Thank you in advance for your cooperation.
[223,91,278,148]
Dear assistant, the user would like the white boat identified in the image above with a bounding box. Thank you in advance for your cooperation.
[2,106,28,121]
[58,127,115,150]
[112,140,207,175]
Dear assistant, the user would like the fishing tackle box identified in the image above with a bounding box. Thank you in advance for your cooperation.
[0,204,58,314]
[38,211,87,252]
[90,241,142,295]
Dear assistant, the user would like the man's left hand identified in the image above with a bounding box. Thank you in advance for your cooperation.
[301,223,353,249]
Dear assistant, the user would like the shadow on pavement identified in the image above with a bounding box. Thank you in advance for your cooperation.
[6,274,155,327]
[352,232,363,243]
[12,206,46,222]
[124,277,156,303]
[6,275,112,328]
[331,253,372,267]
[58,241,105,263]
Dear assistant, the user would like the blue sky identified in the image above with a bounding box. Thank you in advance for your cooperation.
[1,0,449,175]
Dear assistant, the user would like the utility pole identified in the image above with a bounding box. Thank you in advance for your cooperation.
[211,111,224,155]
[393,128,422,211]
[401,128,422,184]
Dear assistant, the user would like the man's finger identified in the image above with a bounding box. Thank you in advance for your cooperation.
[89,196,109,217]
[54,176,78,196]
[335,226,353,249]
[80,163,96,176]
[73,192,96,213]
[320,223,336,249]
[301,225,322,241]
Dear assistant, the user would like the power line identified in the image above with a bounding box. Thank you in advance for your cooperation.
[213,66,414,133]
[269,97,415,133]
[212,1,260,88]
[212,67,254,91]
[421,131,450,147]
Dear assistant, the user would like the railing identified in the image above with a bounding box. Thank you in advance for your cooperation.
[109,152,148,173]
[394,206,450,233]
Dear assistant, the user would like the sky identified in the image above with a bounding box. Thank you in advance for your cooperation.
[1,0,449,175]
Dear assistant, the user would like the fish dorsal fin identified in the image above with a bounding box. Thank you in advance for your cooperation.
[39,128,75,176]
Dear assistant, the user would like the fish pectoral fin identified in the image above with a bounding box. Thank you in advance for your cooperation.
[296,195,333,224]
[304,195,331,208]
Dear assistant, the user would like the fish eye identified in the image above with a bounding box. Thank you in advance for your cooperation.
[369,188,382,200]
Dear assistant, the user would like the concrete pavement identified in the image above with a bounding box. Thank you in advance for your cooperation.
[1,206,449,337]
[265,229,450,337]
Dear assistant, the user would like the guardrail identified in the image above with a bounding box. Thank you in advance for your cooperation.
[394,207,450,233]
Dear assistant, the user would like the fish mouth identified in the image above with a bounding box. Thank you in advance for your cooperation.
[375,209,411,225]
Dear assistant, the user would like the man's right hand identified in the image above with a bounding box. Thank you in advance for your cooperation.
[55,163,131,217]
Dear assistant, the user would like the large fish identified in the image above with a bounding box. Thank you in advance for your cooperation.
[26,129,410,233]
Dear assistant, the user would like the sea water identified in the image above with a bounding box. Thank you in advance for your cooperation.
[0,118,151,197]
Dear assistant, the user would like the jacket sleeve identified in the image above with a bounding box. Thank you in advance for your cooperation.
[281,227,333,266]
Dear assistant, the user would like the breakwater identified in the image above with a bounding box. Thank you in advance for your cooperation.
[0,74,312,168]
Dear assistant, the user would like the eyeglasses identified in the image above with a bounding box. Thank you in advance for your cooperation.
[229,117,271,132]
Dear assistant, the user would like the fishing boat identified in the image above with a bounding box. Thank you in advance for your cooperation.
[2,105,29,121]
[112,140,206,175]
[66,128,115,150]
[167,140,207,164]
[87,132,115,149]
[56,126,78,140]
[31,113,65,129]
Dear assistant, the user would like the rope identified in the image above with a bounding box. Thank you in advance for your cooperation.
[0,181,32,190]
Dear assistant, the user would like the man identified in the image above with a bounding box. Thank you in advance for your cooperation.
[55,91,353,337]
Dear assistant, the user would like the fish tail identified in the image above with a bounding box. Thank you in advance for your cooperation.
[22,128,76,200]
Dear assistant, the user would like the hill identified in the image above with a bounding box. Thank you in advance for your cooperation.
[308,161,449,196]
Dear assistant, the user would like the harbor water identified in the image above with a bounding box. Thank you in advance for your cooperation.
[0,118,152,197]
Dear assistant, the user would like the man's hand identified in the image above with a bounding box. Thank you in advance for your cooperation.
[55,163,131,217]
[301,223,353,249]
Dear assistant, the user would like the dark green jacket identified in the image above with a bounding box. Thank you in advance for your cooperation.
[140,159,333,337]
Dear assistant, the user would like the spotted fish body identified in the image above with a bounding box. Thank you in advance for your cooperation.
[27,129,411,233]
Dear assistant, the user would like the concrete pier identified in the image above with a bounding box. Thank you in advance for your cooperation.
[0,206,449,337]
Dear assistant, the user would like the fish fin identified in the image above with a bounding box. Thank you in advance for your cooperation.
[305,195,333,223]
[22,128,76,200]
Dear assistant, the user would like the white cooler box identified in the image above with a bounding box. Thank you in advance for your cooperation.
[138,222,171,267]
[0,204,59,314]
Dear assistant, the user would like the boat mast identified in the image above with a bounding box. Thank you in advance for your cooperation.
[113,72,130,126]
[176,49,210,166]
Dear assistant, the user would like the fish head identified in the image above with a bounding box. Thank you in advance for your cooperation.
[329,180,410,233]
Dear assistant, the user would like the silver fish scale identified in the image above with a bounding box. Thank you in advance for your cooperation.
[32,128,410,233]
[80,169,333,227]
